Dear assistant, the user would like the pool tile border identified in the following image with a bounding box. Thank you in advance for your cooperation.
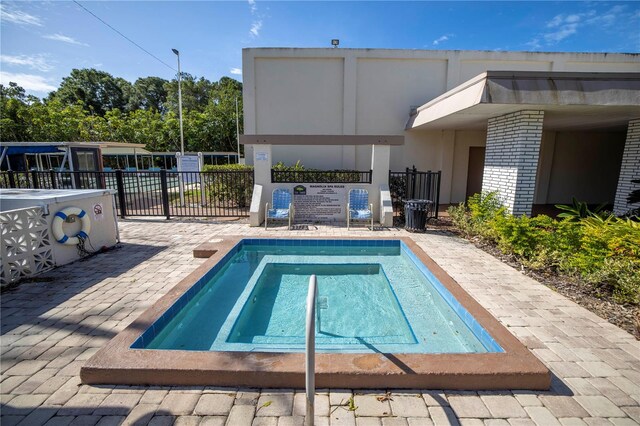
[81,236,551,390]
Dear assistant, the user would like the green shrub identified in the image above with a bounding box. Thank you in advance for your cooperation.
[584,258,640,304]
[491,214,549,258]
[271,160,363,183]
[448,192,504,237]
[202,164,254,208]
[449,193,639,305]
[202,164,254,172]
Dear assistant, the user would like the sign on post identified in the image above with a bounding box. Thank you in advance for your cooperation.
[176,152,204,206]
[178,154,201,183]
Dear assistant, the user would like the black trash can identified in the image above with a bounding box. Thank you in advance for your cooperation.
[404,199,433,232]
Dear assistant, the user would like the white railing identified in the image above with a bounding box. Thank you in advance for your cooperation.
[305,274,317,426]
[0,206,54,287]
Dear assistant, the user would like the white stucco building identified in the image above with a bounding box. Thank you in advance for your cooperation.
[241,48,640,223]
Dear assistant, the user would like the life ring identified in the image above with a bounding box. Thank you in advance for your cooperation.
[52,207,91,245]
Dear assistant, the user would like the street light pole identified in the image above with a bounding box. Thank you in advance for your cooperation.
[172,48,185,155]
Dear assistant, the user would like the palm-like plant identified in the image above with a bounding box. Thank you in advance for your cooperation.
[555,197,607,221]
[627,179,640,204]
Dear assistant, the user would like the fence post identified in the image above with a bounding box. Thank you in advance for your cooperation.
[435,171,441,219]
[8,170,16,188]
[115,170,127,218]
[405,167,410,201]
[411,165,417,199]
[31,171,39,189]
[160,169,171,220]
[426,170,432,202]
[50,170,58,189]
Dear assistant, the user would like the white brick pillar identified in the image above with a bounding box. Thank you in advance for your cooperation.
[613,119,640,215]
[482,110,544,216]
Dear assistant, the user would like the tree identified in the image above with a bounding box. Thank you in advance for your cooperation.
[204,77,243,152]
[164,73,213,113]
[1,83,29,141]
[26,99,89,141]
[0,75,244,154]
[49,68,132,116]
[128,77,168,113]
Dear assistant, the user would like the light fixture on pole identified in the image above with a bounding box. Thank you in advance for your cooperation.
[172,48,185,155]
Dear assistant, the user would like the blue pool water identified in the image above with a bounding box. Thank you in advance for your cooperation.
[133,240,503,354]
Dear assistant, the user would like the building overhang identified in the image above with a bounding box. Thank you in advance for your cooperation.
[406,71,640,131]
[240,135,404,146]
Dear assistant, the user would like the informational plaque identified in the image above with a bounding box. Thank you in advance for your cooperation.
[178,154,201,183]
[293,184,346,222]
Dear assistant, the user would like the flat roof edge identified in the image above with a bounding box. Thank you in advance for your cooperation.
[242,47,640,57]
[484,71,640,80]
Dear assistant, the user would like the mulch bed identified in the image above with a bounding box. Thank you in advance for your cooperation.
[424,218,640,340]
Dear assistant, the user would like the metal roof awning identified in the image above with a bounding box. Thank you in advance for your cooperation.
[406,71,640,131]
[3,145,63,155]
[101,146,151,156]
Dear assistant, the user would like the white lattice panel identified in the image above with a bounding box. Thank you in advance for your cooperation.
[0,207,54,287]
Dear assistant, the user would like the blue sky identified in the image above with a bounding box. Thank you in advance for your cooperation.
[1,1,639,97]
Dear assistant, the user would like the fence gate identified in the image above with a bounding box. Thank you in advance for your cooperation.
[389,166,441,222]
[0,170,254,218]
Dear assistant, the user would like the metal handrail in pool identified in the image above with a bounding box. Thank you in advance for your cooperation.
[306,274,317,426]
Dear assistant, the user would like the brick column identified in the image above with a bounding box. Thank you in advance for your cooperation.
[613,119,640,215]
[482,110,544,216]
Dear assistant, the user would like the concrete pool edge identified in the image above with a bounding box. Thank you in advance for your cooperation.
[81,236,551,390]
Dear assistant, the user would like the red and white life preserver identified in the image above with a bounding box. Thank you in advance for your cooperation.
[51,207,91,245]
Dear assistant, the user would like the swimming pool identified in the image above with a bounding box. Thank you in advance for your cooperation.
[82,237,550,390]
[132,240,502,354]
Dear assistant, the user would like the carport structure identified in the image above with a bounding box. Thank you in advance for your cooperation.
[406,71,640,216]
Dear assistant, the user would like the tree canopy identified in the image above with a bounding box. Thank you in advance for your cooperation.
[1,68,243,153]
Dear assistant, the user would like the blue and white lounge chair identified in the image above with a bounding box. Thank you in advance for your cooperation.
[265,188,293,229]
[347,188,373,230]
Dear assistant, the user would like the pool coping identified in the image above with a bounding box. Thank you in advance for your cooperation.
[81,236,551,390]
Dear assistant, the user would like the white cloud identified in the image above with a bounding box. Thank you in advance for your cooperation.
[0,4,42,26]
[247,0,263,38]
[542,13,582,43]
[547,14,564,28]
[540,6,630,46]
[544,23,579,43]
[43,33,89,47]
[0,71,57,93]
[0,54,54,72]
[525,38,542,50]
[565,14,581,24]
[250,20,262,37]
[432,35,450,46]
[230,68,242,76]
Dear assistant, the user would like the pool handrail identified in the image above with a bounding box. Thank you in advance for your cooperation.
[306,274,317,426]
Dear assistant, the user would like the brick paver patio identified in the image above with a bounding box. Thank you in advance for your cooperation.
[1,218,639,425]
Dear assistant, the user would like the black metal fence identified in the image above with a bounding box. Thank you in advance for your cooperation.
[271,169,372,184]
[1,167,439,223]
[0,169,254,218]
[389,167,441,221]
